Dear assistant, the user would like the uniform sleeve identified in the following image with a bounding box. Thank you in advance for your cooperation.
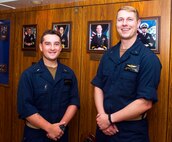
[69,72,80,108]
[136,54,162,103]
[17,71,38,119]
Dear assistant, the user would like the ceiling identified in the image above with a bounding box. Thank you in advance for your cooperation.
[0,0,83,10]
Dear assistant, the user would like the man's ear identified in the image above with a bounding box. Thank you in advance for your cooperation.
[39,43,42,51]
[137,19,141,29]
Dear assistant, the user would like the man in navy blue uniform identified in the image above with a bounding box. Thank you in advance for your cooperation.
[17,30,80,142]
[91,6,161,142]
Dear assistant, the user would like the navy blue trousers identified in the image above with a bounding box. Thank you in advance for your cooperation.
[22,125,68,142]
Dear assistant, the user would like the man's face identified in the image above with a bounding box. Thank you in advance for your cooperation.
[96,25,102,34]
[27,29,32,35]
[116,10,140,40]
[59,27,64,34]
[141,27,148,33]
[39,34,62,62]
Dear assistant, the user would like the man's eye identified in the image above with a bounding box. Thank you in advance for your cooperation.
[45,42,50,45]
[117,19,123,22]
[128,18,133,21]
[54,43,60,46]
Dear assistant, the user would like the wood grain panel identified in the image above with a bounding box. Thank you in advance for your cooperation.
[167,0,172,141]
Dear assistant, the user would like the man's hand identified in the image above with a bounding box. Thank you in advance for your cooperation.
[96,113,110,130]
[46,122,66,141]
[102,124,119,136]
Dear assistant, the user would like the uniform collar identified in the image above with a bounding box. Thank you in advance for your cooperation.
[107,38,142,63]
[33,58,70,84]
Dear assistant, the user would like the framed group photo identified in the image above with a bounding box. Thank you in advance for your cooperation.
[138,17,160,53]
[52,22,71,51]
[88,21,111,53]
[22,25,37,50]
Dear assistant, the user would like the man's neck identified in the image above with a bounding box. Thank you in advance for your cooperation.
[43,58,58,68]
[120,36,137,50]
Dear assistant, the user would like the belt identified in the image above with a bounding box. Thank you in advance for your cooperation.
[127,113,147,121]
[26,121,40,129]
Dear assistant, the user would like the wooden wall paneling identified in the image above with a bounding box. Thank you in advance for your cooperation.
[46,7,83,142]
[0,13,15,142]
[11,10,49,142]
[0,86,12,142]
[167,0,172,141]
[67,7,83,142]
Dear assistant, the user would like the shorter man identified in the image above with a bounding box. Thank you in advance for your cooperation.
[138,23,155,49]
[17,30,80,142]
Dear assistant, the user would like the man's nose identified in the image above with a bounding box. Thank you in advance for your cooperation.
[50,45,55,50]
[122,19,127,25]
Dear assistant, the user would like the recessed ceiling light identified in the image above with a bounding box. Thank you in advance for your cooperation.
[0,3,16,9]
[31,0,43,5]
[0,0,18,3]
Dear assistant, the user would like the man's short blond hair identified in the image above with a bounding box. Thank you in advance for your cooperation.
[117,6,139,20]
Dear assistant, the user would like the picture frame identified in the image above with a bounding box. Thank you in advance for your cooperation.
[52,22,71,52]
[22,24,37,51]
[138,17,160,53]
[87,21,111,53]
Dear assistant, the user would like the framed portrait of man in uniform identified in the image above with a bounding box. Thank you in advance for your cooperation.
[138,17,160,53]
[52,22,71,52]
[22,25,37,51]
[88,21,111,53]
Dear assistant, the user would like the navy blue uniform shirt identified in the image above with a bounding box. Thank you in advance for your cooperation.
[17,58,80,123]
[92,38,161,114]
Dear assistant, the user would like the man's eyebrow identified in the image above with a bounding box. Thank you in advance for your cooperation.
[44,41,50,43]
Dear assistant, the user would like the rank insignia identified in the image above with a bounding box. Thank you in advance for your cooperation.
[124,64,140,73]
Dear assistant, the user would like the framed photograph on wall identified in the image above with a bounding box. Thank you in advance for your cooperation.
[88,21,111,53]
[22,24,37,50]
[52,22,71,52]
[138,17,160,53]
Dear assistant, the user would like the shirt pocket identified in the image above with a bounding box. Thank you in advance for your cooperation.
[119,71,138,97]
[60,79,72,104]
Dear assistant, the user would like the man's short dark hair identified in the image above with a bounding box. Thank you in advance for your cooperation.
[40,30,62,43]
